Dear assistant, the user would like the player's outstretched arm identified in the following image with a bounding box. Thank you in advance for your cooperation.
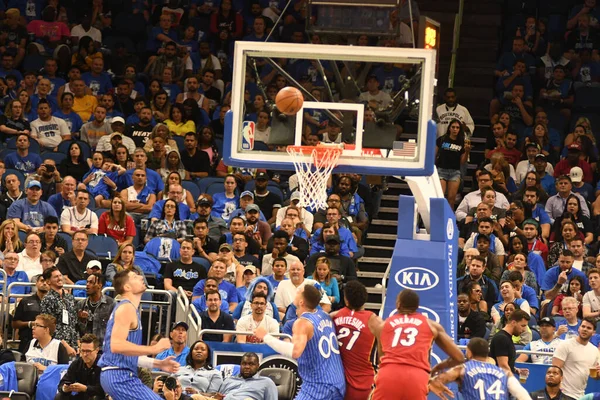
[368,313,385,363]
[255,319,312,359]
[506,375,532,400]
[110,304,171,356]
[429,320,465,374]
[428,366,464,400]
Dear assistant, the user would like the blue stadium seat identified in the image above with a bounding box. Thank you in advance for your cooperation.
[87,235,119,260]
[57,232,72,252]
[94,208,108,220]
[57,140,91,160]
[206,181,225,197]
[18,230,27,244]
[197,177,224,194]
[41,151,66,165]
[172,135,185,153]
[192,257,211,272]
[531,328,540,341]
[244,180,284,200]
[182,180,201,203]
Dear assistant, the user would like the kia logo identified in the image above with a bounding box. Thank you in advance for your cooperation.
[418,306,440,322]
[394,267,439,291]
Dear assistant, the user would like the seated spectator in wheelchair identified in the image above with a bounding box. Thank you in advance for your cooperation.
[55,333,104,400]
[25,313,70,374]
[175,340,223,396]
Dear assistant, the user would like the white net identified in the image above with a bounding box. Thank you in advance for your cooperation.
[286,145,343,211]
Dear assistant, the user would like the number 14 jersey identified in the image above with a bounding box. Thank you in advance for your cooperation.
[380,312,434,372]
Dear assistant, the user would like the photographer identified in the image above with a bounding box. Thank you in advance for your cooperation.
[25,158,63,202]
[56,334,104,400]
[153,375,193,400]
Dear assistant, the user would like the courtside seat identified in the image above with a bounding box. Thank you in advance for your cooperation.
[259,367,296,400]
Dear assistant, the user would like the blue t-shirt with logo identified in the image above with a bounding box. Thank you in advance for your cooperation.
[210,193,239,222]
[4,151,42,174]
[192,279,239,304]
[81,72,113,96]
[54,110,83,134]
[7,199,57,227]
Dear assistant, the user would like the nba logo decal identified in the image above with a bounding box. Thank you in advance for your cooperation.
[242,121,255,150]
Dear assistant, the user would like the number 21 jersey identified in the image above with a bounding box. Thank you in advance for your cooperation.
[380,312,434,372]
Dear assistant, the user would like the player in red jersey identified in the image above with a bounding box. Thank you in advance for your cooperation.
[372,289,465,400]
[332,281,382,400]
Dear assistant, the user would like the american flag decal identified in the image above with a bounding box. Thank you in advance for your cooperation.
[392,141,417,157]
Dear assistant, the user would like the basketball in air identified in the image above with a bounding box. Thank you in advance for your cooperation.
[275,86,304,115]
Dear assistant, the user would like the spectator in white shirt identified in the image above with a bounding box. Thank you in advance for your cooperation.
[17,232,43,279]
[236,292,279,343]
[455,170,510,222]
[60,189,98,236]
[274,261,331,319]
[30,99,71,151]
[515,143,554,185]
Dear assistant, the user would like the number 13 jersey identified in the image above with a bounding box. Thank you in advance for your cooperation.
[380,312,434,372]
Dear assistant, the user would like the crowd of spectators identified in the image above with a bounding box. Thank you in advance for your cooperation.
[0,0,397,397]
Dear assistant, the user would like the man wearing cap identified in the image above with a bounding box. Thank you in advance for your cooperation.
[194,194,228,242]
[305,234,357,284]
[163,239,207,299]
[72,259,108,297]
[554,143,594,183]
[253,172,282,225]
[155,321,190,366]
[244,203,272,249]
[545,175,590,224]
[517,317,561,364]
[56,230,98,284]
[262,230,300,277]
[569,166,595,202]
[76,270,114,346]
[533,153,556,196]
[516,142,554,185]
[229,191,267,222]
[30,99,71,151]
[276,191,314,231]
[219,216,261,258]
[236,265,258,300]
[95,117,136,155]
[4,133,43,175]
[7,179,57,232]
[236,292,279,343]
[456,170,510,222]
[80,105,112,150]
[181,132,211,179]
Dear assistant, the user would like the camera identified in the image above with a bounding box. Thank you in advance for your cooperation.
[505,210,513,218]
[44,164,55,173]
[111,165,118,172]
[164,376,178,391]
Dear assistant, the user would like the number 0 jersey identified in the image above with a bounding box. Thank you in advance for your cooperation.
[333,308,376,390]
[461,360,509,400]
[297,309,346,393]
[379,312,434,372]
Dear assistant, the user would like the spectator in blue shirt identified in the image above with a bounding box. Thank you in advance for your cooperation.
[2,252,31,304]
[7,179,57,231]
[217,352,277,399]
[81,57,113,97]
[155,321,190,368]
[0,54,23,84]
[4,133,42,174]
[500,270,540,314]
[126,148,164,195]
[522,186,551,240]
[191,277,230,313]
[243,16,271,41]
[54,93,83,135]
[192,260,238,312]
[542,250,589,302]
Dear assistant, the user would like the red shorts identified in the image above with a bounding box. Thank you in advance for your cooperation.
[371,366,429,400]
[345,384,372,400]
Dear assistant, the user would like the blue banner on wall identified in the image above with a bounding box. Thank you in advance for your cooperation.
[381,196,458,369]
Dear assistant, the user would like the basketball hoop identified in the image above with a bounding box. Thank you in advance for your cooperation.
[286,144,343,210]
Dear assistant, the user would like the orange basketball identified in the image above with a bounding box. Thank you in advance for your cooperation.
[275,86,304,115]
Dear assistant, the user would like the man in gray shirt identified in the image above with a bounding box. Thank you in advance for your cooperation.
[217,352,277,399]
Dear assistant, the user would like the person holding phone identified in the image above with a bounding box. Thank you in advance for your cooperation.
[56,334,104,400]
